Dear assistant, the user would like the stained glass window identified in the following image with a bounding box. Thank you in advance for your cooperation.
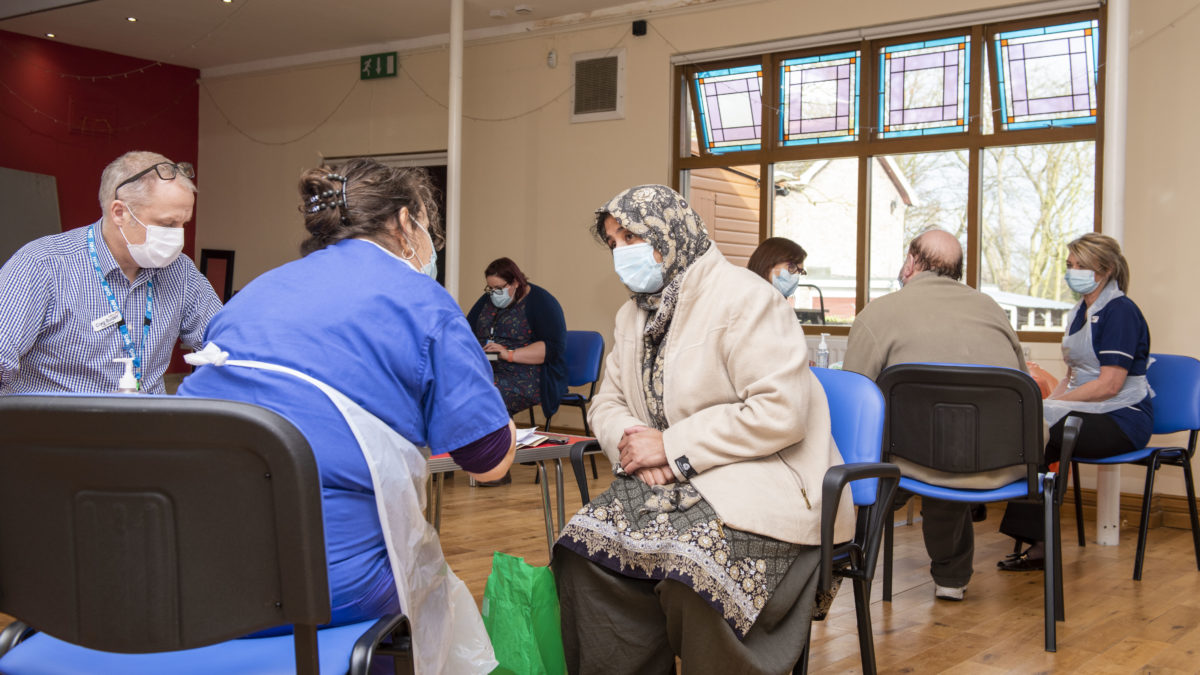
[693,64,763,154]
[994,20,1098,130]
[779,51,860,146]
[878,36,970,139]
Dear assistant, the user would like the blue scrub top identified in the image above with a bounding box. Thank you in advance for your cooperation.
[1065,294,1153,448]
[179,238,509,627]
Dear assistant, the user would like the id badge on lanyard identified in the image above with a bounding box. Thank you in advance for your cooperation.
[87,225,153,388]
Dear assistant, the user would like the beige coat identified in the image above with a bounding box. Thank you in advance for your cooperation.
[588,247,855,546]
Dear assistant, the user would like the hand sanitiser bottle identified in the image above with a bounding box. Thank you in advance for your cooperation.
[113,357,139,393]
[815,333,830,369]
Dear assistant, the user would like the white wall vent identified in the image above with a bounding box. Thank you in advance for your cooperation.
[571,49,625,123]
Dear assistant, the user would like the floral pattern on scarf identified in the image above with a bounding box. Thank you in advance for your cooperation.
[596,185,711,429]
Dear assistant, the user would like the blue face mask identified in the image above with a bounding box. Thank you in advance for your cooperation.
[416,225,438,279]
[1065,268,1098,294]
[613,242,664,293]
[772,269,800,298]
[490,287,512,309]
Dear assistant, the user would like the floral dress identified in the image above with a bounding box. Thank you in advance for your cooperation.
[472,300,540,415]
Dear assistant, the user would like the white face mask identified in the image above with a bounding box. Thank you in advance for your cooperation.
[119,206,185,269]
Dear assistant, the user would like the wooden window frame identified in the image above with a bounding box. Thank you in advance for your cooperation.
[671,8,1104,341]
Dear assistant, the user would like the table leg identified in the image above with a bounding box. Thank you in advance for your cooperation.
[435,470,445,532]
[555,458,566,535]
[538,461,555,559]
[1096,465,1121,546]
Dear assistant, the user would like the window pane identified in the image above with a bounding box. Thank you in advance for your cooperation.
[995,21,1098,130]
[779,51,861,146]
[869,152,969,300]
[772,159,859,324]
[981,141,1094,331]
[692,65,763,154]
[681,166,761,267]
[982,47,995,135]
[878,36,971,138]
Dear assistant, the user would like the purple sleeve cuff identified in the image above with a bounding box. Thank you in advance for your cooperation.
[449,423,511,474]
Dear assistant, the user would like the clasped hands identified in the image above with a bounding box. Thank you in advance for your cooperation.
[618,425,676,486]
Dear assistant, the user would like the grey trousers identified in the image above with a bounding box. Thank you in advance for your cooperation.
[894,490,974,587]
[552,547,820,675]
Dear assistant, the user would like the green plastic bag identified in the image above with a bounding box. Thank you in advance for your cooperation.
[481,551,567,675]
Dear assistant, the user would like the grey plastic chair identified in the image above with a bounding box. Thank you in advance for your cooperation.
[0,394,410,675]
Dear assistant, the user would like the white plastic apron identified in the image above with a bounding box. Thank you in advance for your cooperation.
[185,344,497,674]
[1043,280,1151,428]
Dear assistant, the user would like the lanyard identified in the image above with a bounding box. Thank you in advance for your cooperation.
[87,224,153,388]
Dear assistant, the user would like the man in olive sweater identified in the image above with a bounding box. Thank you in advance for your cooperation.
[843,229,1026,602]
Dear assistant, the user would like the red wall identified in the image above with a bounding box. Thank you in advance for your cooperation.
[0,29,198,241]
[0,30,200,371]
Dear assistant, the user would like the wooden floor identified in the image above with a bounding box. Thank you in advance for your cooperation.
[439,457,1200,675]
[5,456,1200,673]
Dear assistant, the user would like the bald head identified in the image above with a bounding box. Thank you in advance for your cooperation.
[901,229,963,284]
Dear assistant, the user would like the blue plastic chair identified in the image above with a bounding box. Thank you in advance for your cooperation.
[558,330,605,437]
[876,363,1080,653]
[0,395,410,675]
[1071,353,1200,580]
[797,368,900,675]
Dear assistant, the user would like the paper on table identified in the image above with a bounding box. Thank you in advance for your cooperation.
[515,427,547,449]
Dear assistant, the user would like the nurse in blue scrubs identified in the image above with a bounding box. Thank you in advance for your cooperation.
[997,232,1152,571]
[179,159,514,671]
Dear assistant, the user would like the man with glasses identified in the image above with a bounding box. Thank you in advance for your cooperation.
[842,229,1027,603]
[0,151,221,394]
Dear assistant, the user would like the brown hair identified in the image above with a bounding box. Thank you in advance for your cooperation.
[1068,232,1130,292]
[298,158,441,256]
[747,237,808,281]
[484,257,530,300]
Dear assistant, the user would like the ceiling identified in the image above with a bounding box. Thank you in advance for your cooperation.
[0,0,713,73]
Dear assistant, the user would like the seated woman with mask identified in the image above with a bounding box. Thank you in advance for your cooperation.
[552,185,853,674]
[466,258,567,437]
[748,236,808,299]
[179,158,514,673]
[998,232,1153,571]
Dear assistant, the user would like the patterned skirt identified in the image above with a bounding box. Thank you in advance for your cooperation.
[555,475,820,638]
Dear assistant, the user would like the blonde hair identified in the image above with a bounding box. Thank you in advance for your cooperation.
[98,151,197,213]
[1068,232,1130,292]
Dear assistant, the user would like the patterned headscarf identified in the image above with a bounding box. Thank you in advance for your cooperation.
[596,185,712,429]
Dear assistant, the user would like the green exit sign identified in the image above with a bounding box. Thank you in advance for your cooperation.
[360,52,397,80]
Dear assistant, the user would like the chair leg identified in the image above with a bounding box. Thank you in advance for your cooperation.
[589,454,599,480]
[882,516,894,602]
[1183,457,1200,571]
[1133,456,1161,581]
[528,408,536,427]
[1072,461,1085,547]
[1042,477,1057,652]
[1052,498,1065,623]
[853,578,877,675]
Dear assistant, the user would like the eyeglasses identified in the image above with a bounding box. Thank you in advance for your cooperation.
[786,263,807,276]
[114,162,195,198]
[484,284,507,294]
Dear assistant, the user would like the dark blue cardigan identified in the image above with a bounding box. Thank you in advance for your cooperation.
[466,283,568,418]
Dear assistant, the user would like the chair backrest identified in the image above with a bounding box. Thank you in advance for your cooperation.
[564,330,605,388]
[876,363,1044,493]
[0,395,329,655]
[1147,353,1200,435]
[813,368,885,506]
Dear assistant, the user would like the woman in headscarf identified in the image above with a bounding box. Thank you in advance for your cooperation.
[552,185,854,674]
